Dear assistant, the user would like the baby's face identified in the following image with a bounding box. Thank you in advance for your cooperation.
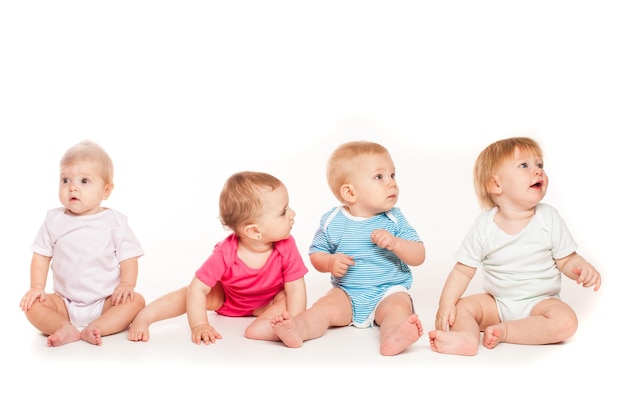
[348,152,398,217]
[493,147,548,210]
[59,159,112,216]
[254,185,295,242]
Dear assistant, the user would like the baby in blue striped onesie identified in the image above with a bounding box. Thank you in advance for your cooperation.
[271,141,425,355]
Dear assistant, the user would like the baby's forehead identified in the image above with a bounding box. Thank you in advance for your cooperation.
[60,159,103,176]
[61,158,99,169]
[355,151,393,164]
[511,146,542,159]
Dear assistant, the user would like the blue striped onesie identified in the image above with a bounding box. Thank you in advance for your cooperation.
[309,206,422,327]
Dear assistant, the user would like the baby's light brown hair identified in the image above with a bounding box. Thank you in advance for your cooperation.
[474,137,543,209]
[60,140,114,185]
[219,171,284,232]
[327,141,390,203]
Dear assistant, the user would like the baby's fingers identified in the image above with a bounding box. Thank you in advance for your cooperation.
[576,267,602,291]
[582,272,602,292]
[200,330,222,345]
[192,326,222,345]
[112,288,134,305]
[19,296,31,311]
[20,292,43,311]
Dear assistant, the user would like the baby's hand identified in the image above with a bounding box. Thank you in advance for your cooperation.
[573,263,601,292]
[191,323,222,345]
[328,253,355,278]
[435,304,456,331]
[371,229,397,251]
[19,288,46,311]
[111,284,136,305]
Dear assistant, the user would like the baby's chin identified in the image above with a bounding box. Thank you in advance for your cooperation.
[381,202,397,212]
[63,205,101,216]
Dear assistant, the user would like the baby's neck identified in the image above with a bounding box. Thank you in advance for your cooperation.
[343,204,382,219]
[237,238,273,269]
[493,205,536,235]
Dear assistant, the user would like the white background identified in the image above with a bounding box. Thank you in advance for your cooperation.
[1,1,621,415]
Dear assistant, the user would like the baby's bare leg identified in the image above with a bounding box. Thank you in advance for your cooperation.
[272,288,352,348]
[246,297,287,341]
[128,287,188,342]
[430,294,498,356]
[376,293,423,356]
[25,294,81,347]
[88,293,145,344]
[484,298,578,348]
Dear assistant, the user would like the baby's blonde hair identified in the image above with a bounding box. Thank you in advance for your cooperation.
[60,140,114,185]
[219,171,284,231]
[327,141,390,203]
[474,137,543,209]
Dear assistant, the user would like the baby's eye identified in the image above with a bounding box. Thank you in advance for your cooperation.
[538,162,544,169]
[391,173,396,179]
[61,178,69,184]
[374,174,383,180]
[519,162,529,168]
[81,178,89,184]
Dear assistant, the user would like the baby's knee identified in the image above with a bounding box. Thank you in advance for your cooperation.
[455,297,479,316]
[243,321,264,340]
[133,293,146,308]
[555,314,578,341]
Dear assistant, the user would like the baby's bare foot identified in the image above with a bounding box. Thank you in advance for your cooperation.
[380,313,423,356]
[80,324,102,346]
[47,324,81,347]
[428,329,479,356]
[483,324,506,349]
[271,311,303,348]
[128,320,150,342]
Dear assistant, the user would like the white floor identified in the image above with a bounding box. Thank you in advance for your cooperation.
[1,2,622,415]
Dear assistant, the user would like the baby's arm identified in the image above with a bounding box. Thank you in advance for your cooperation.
[310,251,355,277]
[111,257,140,305]
[370,229,425,266]
[20,253,51,311]
[186,277,222,345]
[556,252,601,291]
[435,262,476,330]
[283,278,307,316]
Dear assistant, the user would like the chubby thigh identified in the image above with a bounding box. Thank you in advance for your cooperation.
[253,289,287,318]
[455,293,501,330]
[40,293,71,320]
[529,297,577,323]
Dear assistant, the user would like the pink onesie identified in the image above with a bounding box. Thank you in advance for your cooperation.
[195,233,308,316]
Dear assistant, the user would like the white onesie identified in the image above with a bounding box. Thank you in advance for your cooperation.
[455,203,577,322]
[31,207,144,326]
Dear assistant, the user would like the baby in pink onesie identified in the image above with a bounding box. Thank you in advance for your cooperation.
[128,171,307,344]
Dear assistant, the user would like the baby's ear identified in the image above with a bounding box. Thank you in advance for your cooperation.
[487,176,502,195]
[340,184,356,203]
[243,223,262,240]
[104,183,115,199]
